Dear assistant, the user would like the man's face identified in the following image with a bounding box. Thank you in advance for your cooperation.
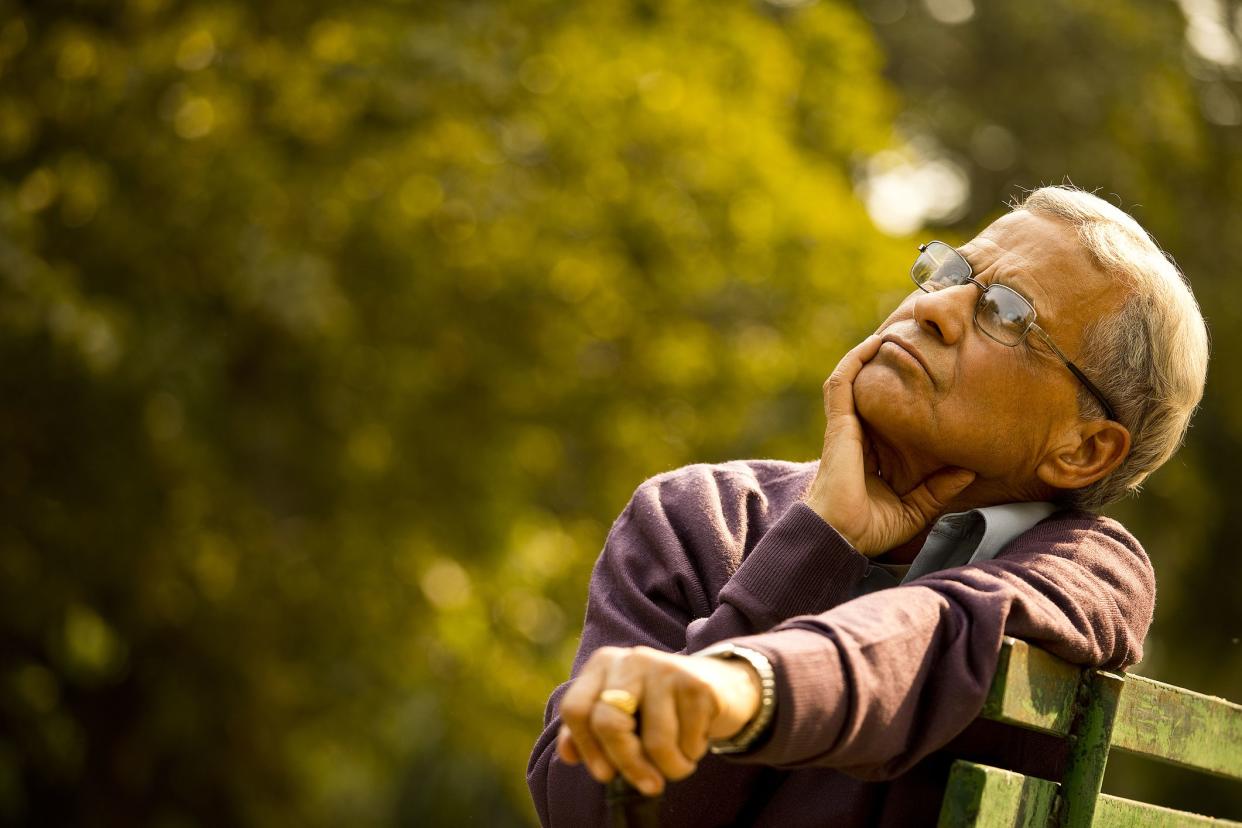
[853,209,1124,487]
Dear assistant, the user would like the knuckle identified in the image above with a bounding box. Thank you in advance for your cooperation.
[680,734,707,759]
[628,645,663,668]
[665,760,698,781]
[592,646,622,664]
[643,730,674,757]
[675,671,711,698]
[590,707,630,736]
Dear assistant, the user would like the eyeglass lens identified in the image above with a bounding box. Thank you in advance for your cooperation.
[912,242,1034,347]
[909,241,1117,422]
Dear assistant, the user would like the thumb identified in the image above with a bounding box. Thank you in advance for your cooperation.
[899,468,977,528]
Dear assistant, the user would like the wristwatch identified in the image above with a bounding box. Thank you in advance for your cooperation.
[693,642,777,754]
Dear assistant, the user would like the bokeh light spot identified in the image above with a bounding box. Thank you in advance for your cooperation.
[923,0,974,25]
[176,30,217,71]
[56,34,97,81]
[420,559,472,610]
[174,97,215,139]
[17,167,57,212]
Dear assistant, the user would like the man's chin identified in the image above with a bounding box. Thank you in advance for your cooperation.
[854,369,926,442]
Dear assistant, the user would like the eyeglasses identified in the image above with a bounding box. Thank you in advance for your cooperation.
[910,241,1116,422]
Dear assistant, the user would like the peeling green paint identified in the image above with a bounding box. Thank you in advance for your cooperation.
[1093,794,1242,827]
[982,637,1081,736]
[940,638,1242,826]
[1112,675,1242,780]
[937,761,1056,827]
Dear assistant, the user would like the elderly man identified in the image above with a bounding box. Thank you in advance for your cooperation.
[528,186,1209,826]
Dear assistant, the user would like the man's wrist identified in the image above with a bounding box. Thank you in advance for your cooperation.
[694,643,776,754]
[801,492,865,553]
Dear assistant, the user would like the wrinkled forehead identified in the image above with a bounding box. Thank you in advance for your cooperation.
[961,210,1090,274]
[961,210,1125,341]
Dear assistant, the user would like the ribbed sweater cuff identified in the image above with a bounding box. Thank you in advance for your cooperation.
[721,502,868,629]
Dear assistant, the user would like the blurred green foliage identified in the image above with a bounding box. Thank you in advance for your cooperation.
[0,0,1239,824]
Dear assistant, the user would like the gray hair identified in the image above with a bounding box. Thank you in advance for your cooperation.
[1014,186,1209,511]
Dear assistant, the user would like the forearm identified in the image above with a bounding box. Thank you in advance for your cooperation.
[687,502,869,650]
[530,469,868,824]
[724,522,1153,776]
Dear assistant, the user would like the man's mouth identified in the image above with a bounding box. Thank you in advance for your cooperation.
[880,334,935,385]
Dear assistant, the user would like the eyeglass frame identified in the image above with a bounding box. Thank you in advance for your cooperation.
[910,241,1117,422]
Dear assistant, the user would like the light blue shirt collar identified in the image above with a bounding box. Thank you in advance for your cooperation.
[857,501,1058,595]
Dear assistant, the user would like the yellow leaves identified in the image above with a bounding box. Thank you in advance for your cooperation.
[398,173,444,219]
[176,29,216,71]
[584,158,631,202]
[0,19,28,64]
[16,155,112,225]
[62,604,127,682]
[499,114,547,161]
[728,190,776,243]
[734,324,797,392]
[173,95,215,139]
[56,32,98,81]
[420,559,473,611]
[13,663,60,714]
[193,533,238,603]
[16,167,56,213]
[309,20,356,64]
[145,391,186,444]
[57,153,111,227]
[431,200,477,244]
[497,590,565,645]
[549,254,602,303]
[346,423,394,475]
[519,54,563,95]
[638,70,685,113]
[0,97,36,160]
[342,156,387,201]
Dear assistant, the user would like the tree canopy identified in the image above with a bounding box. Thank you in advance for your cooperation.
[1,0,1239,824]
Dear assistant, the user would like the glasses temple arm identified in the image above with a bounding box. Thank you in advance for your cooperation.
[1028,325,1118,422]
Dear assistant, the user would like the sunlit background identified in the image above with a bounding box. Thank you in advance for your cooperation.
[1,0,1240,824]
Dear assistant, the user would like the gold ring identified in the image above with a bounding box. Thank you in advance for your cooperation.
[598,688,639,716]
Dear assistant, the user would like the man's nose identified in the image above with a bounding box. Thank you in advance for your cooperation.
[913,285,975,345]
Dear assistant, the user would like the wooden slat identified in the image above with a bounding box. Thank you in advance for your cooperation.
[980,637,1081,736]
[1110,674,1242,781]
[1061,671,1125,826]
[937,761,1057,827]
[1093,793,1242,827]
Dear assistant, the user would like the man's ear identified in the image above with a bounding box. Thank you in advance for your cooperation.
[1036,420,1132,492]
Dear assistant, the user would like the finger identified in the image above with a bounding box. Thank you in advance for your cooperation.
[557,724,582,765]
[640,674,698,782]
[824,335,884,419]
[591,699,663,796]
[900,468,977,529]
[595,651,667,795]
[559,650,618,782]
[674,673,715,764]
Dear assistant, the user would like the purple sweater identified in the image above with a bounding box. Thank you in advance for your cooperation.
[528,460,1154,827]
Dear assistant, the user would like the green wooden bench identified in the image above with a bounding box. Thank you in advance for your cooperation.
[938,636,1242,826]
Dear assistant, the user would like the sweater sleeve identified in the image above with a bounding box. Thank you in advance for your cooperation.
[527,465,869,827]
[726,513,1154,779]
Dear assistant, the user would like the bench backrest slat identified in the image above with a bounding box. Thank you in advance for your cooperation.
[952,638,1242,826]
[1093,793,1242,827]
[1110,674,1242,781]
[937,761,1057,828]
[981,636,1080,736]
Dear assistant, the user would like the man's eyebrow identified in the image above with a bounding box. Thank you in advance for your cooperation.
[963,248,1031,285]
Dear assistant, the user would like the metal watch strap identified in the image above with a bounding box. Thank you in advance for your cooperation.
[693,642,777,754]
